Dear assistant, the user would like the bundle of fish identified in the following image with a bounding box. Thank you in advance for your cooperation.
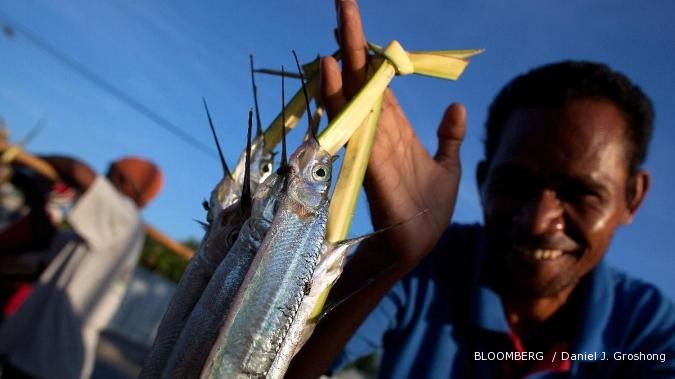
[142,42,480,378]
[141,53,353,379]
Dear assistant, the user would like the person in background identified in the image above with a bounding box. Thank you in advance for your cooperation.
[287,0,674,377]
[0,155,162,379]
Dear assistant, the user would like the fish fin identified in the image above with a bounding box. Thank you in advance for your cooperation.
[241,108,253,208]
[277,66,292,191]
[312,209,430,320]
[202,98,232,179]
[202,199,210,212]
[249,54,264,137]
[293,50,317,141]
[279,66,288,170]
[193,219,210,231]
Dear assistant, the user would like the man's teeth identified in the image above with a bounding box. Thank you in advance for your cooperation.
[514,247,564,260]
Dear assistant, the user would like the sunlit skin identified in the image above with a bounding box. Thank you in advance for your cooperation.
[477,99,649,346]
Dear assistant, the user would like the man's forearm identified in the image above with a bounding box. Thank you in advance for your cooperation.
[40,155,96,191]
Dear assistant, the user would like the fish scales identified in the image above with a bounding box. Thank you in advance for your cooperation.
[202,138,333,379]
[267,240,354,377]
[142,105,257,378]
[160,173,283,378]
[140,193,247,378]
[207,201,327,378]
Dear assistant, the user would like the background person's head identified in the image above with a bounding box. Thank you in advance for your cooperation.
[477,61,653,299]
[106,156,163,209]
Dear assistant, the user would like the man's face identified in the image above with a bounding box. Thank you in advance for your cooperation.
[479,99,641,299]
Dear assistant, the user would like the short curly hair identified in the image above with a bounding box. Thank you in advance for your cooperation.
[485,61,654,176]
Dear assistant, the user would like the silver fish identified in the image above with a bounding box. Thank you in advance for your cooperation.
[198,54,337,379]
[161,170,285,378]
[231,133,273,199]
[161,65,296,378]
[140,107,254,379]
[201,135,334,379]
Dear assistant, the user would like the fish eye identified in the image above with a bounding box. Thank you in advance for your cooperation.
[261,162,272,174]
[311,164,330,182]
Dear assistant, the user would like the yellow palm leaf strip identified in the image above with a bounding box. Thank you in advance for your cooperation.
[317,40,412,155]
[261,51,341,152]
[308,96,384,320]
[326,94,384,243]
[368,42,483,81]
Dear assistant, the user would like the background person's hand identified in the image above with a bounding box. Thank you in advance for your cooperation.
[321,0,467,271]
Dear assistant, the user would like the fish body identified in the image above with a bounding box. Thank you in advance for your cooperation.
[202,138,333,379]
[140,107,254,378]
[140,193,249,378]
[160,172,284,378]
[267,240,352,377]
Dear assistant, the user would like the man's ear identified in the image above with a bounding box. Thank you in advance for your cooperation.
[623,170,650,224]
[476,160,488,203]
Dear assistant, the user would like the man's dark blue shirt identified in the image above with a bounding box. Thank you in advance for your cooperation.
[333,224,675,378]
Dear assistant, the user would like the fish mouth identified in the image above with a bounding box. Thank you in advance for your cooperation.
[511,245,569,261]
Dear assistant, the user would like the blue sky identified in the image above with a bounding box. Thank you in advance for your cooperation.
[1,1,673,298]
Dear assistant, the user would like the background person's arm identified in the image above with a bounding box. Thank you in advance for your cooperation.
[40,155,96,192]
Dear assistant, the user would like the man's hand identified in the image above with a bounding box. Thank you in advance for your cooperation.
[322,0,467,271]
[286,3,468,376]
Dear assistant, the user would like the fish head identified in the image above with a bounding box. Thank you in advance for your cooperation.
[287,138,333,208]
[252,171,282,226]
[207,176,241,223]
[250,134,274,187]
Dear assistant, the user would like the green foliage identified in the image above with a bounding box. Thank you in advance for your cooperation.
[137,236,198,282]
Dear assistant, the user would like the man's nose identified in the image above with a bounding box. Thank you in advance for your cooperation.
[514,189,564,235]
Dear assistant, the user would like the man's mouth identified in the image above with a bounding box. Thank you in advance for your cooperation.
[512,245,565,261]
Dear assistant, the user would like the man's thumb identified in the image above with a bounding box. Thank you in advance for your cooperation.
[434,103,466,169]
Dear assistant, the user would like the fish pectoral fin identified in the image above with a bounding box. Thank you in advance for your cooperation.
[193,219,210,231]
[313,210,428,321]
[315,254,397,324]
[330,208,429,251]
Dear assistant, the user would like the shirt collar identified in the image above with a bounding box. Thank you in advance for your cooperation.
[468,231,511,332]
[571,260,614,353]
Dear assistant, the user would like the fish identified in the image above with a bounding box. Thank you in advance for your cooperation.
[139,106,254,379]
[202,137,333,379]
[230,55,275,197]
[199,52,350,379]
[160,68,295,378]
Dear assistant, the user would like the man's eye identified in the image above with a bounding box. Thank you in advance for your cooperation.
[493,178,532,198]
[563,186,602,204]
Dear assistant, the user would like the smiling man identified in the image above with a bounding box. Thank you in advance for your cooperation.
[286,1,674,378]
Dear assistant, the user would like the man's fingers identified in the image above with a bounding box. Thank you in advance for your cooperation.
[321,56,347,120]
[336,0,368,98]
[434,103,467,170]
